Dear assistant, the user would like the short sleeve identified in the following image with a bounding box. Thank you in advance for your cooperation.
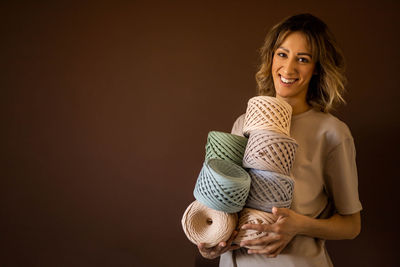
[231,114,245,136]
[323,138,362,215]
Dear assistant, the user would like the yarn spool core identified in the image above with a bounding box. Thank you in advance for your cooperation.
[209,159,243,180]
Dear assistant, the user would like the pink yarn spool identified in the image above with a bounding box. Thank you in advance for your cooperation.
[181,200,238,248]
[243,96,292,137]
[233,208,277,249]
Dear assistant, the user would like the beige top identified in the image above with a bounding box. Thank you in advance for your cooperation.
[220,108,362,267]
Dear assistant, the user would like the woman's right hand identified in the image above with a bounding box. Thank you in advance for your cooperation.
[197,231,239,259]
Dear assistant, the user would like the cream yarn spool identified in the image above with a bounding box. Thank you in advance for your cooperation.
[233,208,277,249]
[242,130,298,175]
[246,169,294,212]
[181,200,238,248]
[243,96,292,137]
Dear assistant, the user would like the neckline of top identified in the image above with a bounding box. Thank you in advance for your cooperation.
[291,108,315,121]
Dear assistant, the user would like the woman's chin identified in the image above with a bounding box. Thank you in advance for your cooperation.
[275,91,293,99]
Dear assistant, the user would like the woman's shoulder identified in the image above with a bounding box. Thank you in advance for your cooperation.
[233,113,246,125]
[309,110,354,145]
[231,113,246,136]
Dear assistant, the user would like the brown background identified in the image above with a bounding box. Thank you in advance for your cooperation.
[1,1,399,266]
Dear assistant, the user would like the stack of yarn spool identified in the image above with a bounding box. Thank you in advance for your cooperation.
[234,96,298,248]
[181,96,298,250]
[181,131,251,248]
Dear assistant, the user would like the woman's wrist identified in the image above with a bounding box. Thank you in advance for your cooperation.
[295,213,313,236]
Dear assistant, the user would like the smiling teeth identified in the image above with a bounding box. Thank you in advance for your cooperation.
[281,76,296,84]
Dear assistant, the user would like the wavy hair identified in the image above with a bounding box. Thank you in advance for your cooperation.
[255,14,347,112]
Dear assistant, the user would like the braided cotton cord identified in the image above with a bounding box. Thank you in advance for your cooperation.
[243,96,292,137]
[246,169,294,212]
[205,131,248,166]
[194,158,251,213]
[233,208,277,249]
[243,130,298,175]
[181,200,238,248]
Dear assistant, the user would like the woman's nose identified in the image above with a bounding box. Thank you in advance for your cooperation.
[282,59,297,75]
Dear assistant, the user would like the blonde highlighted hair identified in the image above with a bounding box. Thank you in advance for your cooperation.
[255,14,347,112]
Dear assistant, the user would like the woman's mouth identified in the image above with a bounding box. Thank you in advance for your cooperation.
[280,75,298,84]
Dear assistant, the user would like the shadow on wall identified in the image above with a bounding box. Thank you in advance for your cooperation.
[195,253,219,267]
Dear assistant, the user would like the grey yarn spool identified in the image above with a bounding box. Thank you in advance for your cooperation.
[194,158,251,213]
[243,129,298,175]
[246,169,294,212]
[205,131,248,166]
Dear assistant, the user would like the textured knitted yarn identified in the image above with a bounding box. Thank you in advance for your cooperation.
[233,208,277,249]
[181,200,238,248]
[243,96,292,137]
[205,131,248,166]
[246,169,294,212]
[194,158,251,213]
[243,130,298,175]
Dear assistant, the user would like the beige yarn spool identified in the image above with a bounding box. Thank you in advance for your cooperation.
[242,130,298,175]
[243,96,292,137]
[181,200,238,248]
[233,208,277,249]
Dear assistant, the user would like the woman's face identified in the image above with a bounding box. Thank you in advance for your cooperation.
[271,31,316,104]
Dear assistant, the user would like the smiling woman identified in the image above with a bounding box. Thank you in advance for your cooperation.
[197,13,362,267]
[256,14,347,114]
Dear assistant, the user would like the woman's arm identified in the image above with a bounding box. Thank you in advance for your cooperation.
[239,207,361,257]
[298,210,361,240]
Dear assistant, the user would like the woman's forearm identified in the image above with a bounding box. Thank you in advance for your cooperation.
[297,212,361,240]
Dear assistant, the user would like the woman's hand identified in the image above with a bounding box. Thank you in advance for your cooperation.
[197,230,240,259]
[239,207,303,258]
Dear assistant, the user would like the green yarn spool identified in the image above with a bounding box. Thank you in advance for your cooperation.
[205,131,248,166]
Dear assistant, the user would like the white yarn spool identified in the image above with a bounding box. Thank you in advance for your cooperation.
[243,96,292,137]
[181,200,238,248]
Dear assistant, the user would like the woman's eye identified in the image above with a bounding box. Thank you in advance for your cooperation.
[299,58,309,63]
[276,52,286,57]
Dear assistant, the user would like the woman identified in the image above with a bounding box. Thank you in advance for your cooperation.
[198,13,362,266]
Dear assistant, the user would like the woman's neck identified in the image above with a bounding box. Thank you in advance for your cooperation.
[276,96,311,115]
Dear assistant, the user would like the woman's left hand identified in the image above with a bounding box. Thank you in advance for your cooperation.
[239,207,304,258]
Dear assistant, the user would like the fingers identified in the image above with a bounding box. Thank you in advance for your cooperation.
[228,244,240,251]
[239,232,280,248]
[268,244,285,258]
[227,230,238,244]
[272,207,290,218]
[248,241,283,257]
[241,223,275,232]
[197,240,234,259]
[197,245,221,259]
[220,231,240,254]
[197,243,206,250]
